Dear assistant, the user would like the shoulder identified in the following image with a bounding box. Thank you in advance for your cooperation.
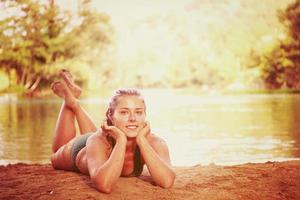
[87,130,111,148]
[146,133,172,164]
[147,133,168,149]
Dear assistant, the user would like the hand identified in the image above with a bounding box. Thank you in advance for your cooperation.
[136,121,151,141]
[101,119,127,142]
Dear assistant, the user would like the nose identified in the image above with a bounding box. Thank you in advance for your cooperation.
[128,112,136,122]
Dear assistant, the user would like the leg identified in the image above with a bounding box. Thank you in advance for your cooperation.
[50,74,97,171]
[58,70,97,135]
[51,79,79,153]
[51,88,97,153]
[73,103,98,135]
[51,101,97,171]
[51,80,79,170]
[52,102,76,153]
[51,72,97,153]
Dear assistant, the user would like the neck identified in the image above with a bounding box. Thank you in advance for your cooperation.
[126,137,137,151]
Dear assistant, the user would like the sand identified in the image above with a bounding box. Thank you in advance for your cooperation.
[0,160,300,200]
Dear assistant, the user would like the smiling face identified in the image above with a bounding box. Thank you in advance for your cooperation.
[110,95,146,138]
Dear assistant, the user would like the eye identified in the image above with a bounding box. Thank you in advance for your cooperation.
[120,110,128,115]
[136,111,143,115]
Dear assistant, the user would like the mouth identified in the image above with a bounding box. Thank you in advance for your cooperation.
[125,125,139,130]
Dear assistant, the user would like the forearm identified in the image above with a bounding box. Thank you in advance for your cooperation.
[137,137,175,188]
[92,138,126,192]
[73,103,97,133]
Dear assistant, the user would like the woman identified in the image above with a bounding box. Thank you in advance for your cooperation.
[50,70,176,193]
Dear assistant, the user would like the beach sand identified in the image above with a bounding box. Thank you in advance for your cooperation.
[0,160,300,200]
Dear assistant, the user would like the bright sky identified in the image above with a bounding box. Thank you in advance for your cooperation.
[53,0,291,84]
[54,0,194,81]
[56,0,188,30]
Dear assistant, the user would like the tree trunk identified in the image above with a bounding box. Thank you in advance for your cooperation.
[24,73,33,89]
[20,68,28,86]
[27,76,42,94]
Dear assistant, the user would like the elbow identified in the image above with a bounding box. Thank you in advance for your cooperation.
[92,177,113,194]
[96,184,113,194]
[50,154,58,170]
[95,182,113,194]
[161,171,176,189]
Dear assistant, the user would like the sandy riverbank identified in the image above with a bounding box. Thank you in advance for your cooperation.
[1,160,300,200]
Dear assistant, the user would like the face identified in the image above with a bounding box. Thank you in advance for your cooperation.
[110,95,146,138]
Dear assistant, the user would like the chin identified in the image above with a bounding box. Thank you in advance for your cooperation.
[125,131,138,138]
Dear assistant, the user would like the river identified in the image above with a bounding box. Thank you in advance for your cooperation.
[0,90,299,166]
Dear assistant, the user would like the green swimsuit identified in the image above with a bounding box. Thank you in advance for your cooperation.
[71,133,143,176]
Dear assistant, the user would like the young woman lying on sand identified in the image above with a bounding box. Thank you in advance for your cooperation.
[50,70,176,193]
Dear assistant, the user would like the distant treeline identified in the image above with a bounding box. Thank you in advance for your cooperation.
[0,0,300,95]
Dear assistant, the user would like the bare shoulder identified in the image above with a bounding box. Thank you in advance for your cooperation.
[146,133,172,164]
[87,130,111,149]
[147,133,168,148]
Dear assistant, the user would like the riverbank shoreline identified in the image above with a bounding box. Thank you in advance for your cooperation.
[1,87,300,100]
[1,160,300,200]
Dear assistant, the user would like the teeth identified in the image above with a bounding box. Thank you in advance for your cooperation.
[126,125,138,129]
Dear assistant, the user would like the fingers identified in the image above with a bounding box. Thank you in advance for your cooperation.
[105,125,119,133]
[101,119,110,130]
[143,121,150,130]
[100,119,126,139]
[100,119,106,128]
[145,121,150,127]
[140,121,151,134]
[101,119,116,134]
[100,120,110,137]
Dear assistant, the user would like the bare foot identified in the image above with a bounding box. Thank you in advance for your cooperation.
[51,80,79,110]
[51,81,64,98]
[59,69,82,98]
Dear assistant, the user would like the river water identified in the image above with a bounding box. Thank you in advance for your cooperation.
[0,90,299,166]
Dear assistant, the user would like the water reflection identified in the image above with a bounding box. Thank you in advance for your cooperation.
[0,92,300,166]
[287,95,300,157]
[0,100,59,164]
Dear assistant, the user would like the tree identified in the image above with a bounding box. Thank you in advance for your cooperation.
[262,0,300,89]
[0,0,112,95]
[0,0,70,92]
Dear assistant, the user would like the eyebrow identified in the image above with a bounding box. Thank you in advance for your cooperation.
[119,108,144,110]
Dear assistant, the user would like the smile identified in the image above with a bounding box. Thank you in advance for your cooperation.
[126,125,138,130]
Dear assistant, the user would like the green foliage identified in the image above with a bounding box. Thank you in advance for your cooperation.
[261,0,300,89]
[0,0,112,94]
[0,69,9,91]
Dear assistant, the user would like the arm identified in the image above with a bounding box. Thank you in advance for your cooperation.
[86,126,127,193]
[136,123,176,188]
